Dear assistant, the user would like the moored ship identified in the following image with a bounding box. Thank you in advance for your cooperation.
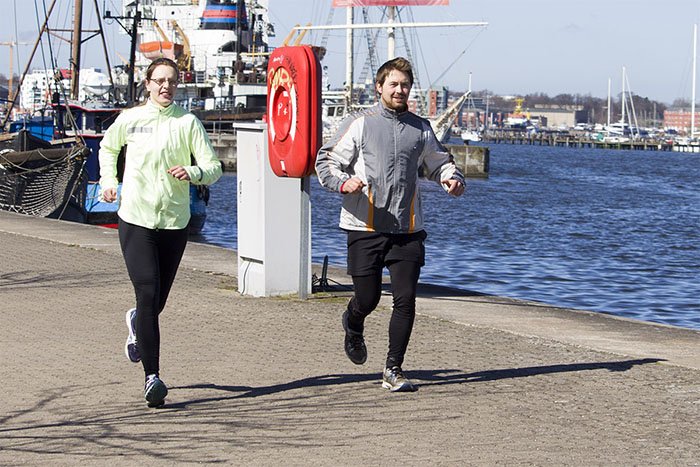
[123,0,274,120]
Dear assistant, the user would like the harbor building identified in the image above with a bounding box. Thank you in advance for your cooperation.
[527,104,584,129]
[663,108,700,135]
[407,86,450,118]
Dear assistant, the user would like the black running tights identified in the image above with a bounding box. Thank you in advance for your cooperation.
[349,260,421,368]
[119,220,188,377]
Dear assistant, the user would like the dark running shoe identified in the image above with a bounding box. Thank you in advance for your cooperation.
[342,309,367,365]
[382,366,416,392]
[144,374,168,408]
[125,308,141,363]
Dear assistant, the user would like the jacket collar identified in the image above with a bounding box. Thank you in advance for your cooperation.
[378,100,409,118]
[146,98,177,116]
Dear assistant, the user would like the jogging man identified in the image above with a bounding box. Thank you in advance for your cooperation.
[315,57,465,392]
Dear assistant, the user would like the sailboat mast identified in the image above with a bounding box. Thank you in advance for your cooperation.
[692,24,697,139]
[1,0,58,130]
[484,93,489,130]
[71,0,83,100]
[621,66,626,125]
[466,72,472,130]
[345,7,353,108]
[607,78,611,126]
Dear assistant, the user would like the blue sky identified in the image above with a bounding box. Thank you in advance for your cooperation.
[3,0,700,104]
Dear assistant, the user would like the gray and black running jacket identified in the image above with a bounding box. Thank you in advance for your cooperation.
[316,102,465,234]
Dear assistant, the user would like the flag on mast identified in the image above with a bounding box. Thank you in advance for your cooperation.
[332,0,449,6]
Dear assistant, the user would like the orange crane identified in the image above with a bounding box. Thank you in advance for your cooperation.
[170,20,191,72]
[153,20,169,43]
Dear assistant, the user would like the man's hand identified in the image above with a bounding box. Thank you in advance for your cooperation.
[441,179,465,197]
[341,177,366,194]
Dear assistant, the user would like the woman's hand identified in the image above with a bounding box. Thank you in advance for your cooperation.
[167,165,191,181]
[102,187,117,203]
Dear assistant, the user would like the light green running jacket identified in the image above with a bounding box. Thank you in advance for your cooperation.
[99,99,222,230]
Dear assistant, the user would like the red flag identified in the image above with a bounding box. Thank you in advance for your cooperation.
[333,0,449,6]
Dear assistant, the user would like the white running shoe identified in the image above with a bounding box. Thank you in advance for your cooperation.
[144,374,167,408]
[125,308,140,363]
[382,366,417,392]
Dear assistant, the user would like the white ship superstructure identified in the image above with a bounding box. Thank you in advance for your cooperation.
[122,0,274,111]
[19,68,113,113]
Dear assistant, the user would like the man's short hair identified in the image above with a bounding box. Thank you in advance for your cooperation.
[375,57,414,86]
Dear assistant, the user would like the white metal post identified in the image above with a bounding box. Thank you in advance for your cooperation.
[692,24,697,138]
[387,6,396,59]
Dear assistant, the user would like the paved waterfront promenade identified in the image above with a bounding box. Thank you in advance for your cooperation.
[1,210,699,465]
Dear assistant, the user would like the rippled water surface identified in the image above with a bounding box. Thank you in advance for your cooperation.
[194,145,700,330]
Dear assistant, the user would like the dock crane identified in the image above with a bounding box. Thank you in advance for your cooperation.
[152,20,169,43]
[170,20,192,72]
[0,41,30,104]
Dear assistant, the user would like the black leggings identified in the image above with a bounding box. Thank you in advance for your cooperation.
[348,260,421,368]
[119,219,188,377]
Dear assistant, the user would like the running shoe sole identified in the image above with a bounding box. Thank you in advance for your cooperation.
[382,380,417,392]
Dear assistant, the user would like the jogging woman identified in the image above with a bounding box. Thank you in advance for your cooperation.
[99,57,222,407]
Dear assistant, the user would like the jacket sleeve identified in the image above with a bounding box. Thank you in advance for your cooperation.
[98,112,128,192]
[420,122,465,186]
[184,116,223,186]
[315,115,362,192]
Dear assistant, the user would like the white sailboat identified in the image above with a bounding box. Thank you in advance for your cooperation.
[597,66,639,143]
[673,24,700,153]
[460,72,481,144]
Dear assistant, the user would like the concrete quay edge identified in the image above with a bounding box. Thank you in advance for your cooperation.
[1,209,698,371]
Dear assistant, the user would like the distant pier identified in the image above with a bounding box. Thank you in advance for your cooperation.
[480,131,674,151]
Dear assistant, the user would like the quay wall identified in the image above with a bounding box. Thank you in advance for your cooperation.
[445,144,489,178]
[209,132,237,171]
[208,132,490,177]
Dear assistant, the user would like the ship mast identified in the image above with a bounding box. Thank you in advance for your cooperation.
[295,8,486,110]
[105,0,144,104]
[127,2,141,104]
[71,0,83,100]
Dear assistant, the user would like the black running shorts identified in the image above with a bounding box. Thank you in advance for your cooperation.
[346,230,427,276]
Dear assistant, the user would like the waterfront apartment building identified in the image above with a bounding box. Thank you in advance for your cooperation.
[407,87,449,118]
[663,109,700,134]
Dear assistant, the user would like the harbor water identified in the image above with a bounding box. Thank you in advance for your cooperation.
[193,144,700,331]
